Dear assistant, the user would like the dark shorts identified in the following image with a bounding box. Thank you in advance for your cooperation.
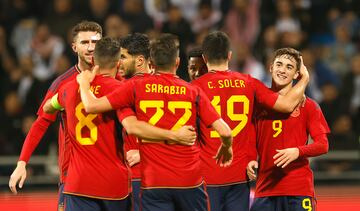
[132,180,141,211]
[140,184,209,211]
[64,194,131,211]
[207,182,250,211]
[58,183,65,211]
[251,196,315,211]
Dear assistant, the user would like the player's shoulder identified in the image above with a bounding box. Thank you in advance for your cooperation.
[49,66,78,92]
[304,97,321,110]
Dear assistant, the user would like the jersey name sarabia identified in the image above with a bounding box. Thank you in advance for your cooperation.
[36,65,80,183]
[192,70,278,185]
[254,98,330,197]
[58,75,130,199]
[107,73,220,188]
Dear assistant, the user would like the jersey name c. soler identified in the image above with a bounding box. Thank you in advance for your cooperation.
[107,73,220,188]
[192,70,278,185]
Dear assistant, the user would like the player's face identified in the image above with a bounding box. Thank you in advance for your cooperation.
[188,57,207,81]
[72,31,101,66]
[270,55,299,87]
[120,47,136,78]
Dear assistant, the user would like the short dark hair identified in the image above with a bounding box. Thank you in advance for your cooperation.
[202,31,230,64]
[120,33,150,59]
[272,48,302,71]
[150,34,178,70]
[94,37,120,68]
[188,47,203,59]
[71,21,102,42]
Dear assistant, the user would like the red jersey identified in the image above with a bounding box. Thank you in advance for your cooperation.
[254,97,330,198]
[107,73,220,188]
[192,70,278,185]
[20,65,80,183]
[58,75,130,199]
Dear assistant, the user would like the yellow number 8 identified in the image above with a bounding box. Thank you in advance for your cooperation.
[302,198,312,211]
[75,102,98,145]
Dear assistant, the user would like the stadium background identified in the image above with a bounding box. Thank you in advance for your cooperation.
[0,0,359,210]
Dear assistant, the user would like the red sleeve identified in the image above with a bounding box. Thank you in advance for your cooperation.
[106,81,135,110]
[36,90,59,122]
[298,100,330,158]
[298,133,329,158]
[116,108,136,122]
[19,116,52,162]
[197,87,221,127]
[252,77,278,109]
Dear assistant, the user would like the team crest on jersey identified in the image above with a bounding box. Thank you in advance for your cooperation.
[290,107,300,117]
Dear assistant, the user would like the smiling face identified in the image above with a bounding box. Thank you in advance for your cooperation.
[188,56,207,80]
[270,54,299,88]
[72,31,101,66]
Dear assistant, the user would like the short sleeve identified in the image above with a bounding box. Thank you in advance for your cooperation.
[117,107,136,122]
[252,77,278,108]
[197,88,221,127]
[106,80,135,110]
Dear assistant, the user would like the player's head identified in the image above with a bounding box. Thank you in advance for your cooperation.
[93,37,120,72]
[270,47,301,88]
[202,31,231,66]
[187,47,208,80]
[150,34,179,73]
[119,33,150,78]
[71,21,102,67]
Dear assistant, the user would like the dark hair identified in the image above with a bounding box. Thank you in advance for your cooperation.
[272,48,302,71]
[94,37,120,68]
[150,34,178,70]
[188,47,203,59]
[120,33,150,59]
[202,31,230,64]
[71,21,102,42]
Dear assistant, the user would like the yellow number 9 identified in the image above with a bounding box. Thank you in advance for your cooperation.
[302,198,312,211]
[272,120,282,138]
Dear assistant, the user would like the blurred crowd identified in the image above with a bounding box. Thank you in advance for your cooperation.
[0,0,359,175]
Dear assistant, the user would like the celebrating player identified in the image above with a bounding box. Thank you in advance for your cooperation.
[191,31,310,211]
[247,48,329,211]
[9,21,102,210]
[187,47,208,81]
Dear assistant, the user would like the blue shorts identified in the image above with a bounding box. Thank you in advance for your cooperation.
[58,183,65,211]
[132,180,141,211]
[251,196,315,211]
[64,194,131,211]
[140,184,209,211]
[207,182,250,211]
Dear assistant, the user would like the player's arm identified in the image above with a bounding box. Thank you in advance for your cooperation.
[211,118,233,167]
[9,115,52,194]
[272,57,309,112]
[43,93,64,114]
[77,69,113,113]
[121,116,196,145]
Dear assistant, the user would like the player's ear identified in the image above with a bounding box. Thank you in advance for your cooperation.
[269,64,273,73]
[137,55,144,67]
[72,42,77,53]
[175,57,180,69]
[202,54,208,65]
[227,51,232,60]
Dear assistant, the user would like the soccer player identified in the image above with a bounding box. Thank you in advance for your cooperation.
[187,47,208,81]
[76,34,233,211]
[191,31,309,211]
[118,33,152,211]
[43,37,197,211]
[247,48,330,211]
[9,21,102,210]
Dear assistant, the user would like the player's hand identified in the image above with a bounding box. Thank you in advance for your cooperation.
[246,160,258,180]
[126,150,140,167]
[172,125,196,145]
[273,148,299,168]
[298,56,309,82]
[76,65,99,87]
[214,144,233,167]
[9,161,27,194]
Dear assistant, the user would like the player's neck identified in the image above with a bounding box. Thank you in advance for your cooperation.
[271,81,293,95]
[207,62,228,72]
[77,60,92,72]
[101,67,117,78]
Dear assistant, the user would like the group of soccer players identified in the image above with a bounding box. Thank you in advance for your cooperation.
[8,20,329,211]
